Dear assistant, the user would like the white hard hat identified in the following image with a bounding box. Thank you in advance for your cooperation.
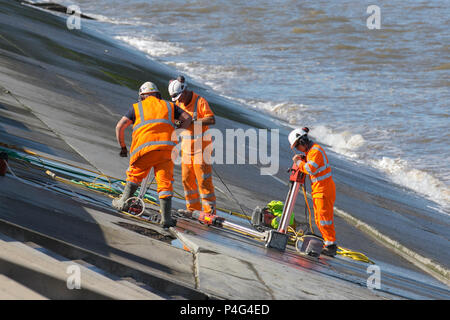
[288,127,309,149]
[139,81,159,95]
[168,78,187,101]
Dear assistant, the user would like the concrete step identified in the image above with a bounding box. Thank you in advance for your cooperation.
[0,232,164,300]
[0,275,47,300]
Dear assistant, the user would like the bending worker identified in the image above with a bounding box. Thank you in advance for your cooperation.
[112,81,192,228]
[289,127,337,257]
[168,76,217,214]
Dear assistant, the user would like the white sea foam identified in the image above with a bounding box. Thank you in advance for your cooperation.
[309,125,365,158]
[230,99,449,212]
[87,13,149,26]
[239,100,365,157]
[166,61,240,92]
[371,157,450,213]
[98,14,450,214]
[114,36,183,57]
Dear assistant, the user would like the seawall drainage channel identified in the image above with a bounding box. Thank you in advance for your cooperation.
[0,218,213,300]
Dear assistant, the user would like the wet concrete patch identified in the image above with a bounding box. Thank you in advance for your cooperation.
[114,221,174,244]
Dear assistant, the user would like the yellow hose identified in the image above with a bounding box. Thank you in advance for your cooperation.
[26,147,375,264]
[337,246,375,264]
[301,184,314,233]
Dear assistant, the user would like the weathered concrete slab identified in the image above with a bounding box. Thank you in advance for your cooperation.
[172,219,450,299]
[0,232,163,299]
[171,222,389,300]
[0,275,47,300]
[0,173,197,291]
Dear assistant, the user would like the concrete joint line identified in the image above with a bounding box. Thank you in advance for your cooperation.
[0,84,105,175]
[0,219,209,299]
[169,228,201,289]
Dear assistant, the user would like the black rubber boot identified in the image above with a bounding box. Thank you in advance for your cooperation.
[321,244,338,257]
[112,181,139,211]
[160,197,177,228]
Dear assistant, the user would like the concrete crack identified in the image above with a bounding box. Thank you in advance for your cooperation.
[241,259,275,299]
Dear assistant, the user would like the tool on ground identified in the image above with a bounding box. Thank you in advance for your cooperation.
[124,170,154,217]
[181,160,313,252]
[180,209,268,240]
[251,206,275,229]
[265,160,310,251]
[296,233,324,257]
[2,143,374,263]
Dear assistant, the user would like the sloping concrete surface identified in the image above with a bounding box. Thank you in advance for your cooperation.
[0,232,163,300]
[0,275,47,300]
[0,173,198,294]
[171,219,450,300]
[0,0,449,300]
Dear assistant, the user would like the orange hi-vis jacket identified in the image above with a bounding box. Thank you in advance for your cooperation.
[297,143,334,195]
[297,143,336,244]
[177,92,214,154]
[129,96,177,164]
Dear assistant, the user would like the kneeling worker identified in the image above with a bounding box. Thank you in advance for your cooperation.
[289,127,337,256]
[112,81,192,228]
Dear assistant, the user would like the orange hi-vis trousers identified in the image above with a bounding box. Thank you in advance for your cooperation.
[312,179,336,245]
[126,150,174,199]
[181,151,216,213]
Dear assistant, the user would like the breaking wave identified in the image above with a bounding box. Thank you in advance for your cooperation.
[114,35,183,57]
[371,157,450,214]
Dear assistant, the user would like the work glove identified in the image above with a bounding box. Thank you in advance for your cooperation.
[119,146,128,157]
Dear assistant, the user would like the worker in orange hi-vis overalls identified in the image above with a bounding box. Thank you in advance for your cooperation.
[168,76,217,214]
[113,81,192,228]
[289,127,338,257]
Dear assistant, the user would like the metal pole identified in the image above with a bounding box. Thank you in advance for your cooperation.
[221,220,268,240]
[277,181,301,233]
[138,168,153,199]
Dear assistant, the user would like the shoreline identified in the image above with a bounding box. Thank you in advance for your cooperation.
[0,0,448,294]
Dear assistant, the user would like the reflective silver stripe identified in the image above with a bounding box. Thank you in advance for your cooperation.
[320,220,333,226]
[203,200,216,206]
[324,241,335,246]
[130,141,177,157]
[312,146,328,161]
[304,163,314,175]
[315,163,329,174]
[307,160,319,169]
[133,101,176,131]
[186,198,200,204]
[134,119,176,131]
[311,171,332,183]
[309,145,330,176]
[193,96,200,121]
[312,146,328,165]
[158,191,173,197]
[184,189,198,196]
[137,101,144,121]
[200,192,215,199]
[202,172,212,180]
[165,100,173,125]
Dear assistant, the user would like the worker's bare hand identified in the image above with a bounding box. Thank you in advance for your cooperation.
[292,154,302,164]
